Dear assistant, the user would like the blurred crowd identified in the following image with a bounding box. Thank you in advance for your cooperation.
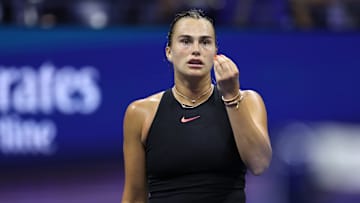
[0,0,359,31]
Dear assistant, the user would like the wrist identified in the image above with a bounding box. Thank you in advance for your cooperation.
[221,90,244,109]
[221,87,241,100]
[221,89,242,102]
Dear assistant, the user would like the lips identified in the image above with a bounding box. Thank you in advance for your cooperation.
[187,59,204,66]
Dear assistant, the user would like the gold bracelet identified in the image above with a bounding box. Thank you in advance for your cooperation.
[224,94,244,109]
[221,90,241,103]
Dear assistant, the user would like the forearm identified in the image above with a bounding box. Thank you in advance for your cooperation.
[225,100,272,175]
[213,54,272,174]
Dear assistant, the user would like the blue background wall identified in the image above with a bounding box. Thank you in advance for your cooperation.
[0,27,359,202]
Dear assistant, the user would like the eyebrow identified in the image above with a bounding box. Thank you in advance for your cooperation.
[177,35,213,40]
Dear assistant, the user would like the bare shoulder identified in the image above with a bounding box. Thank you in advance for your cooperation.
[240,89,268,115]
[124,91,165,143]
[125,91,164,116]
[241,89,265,103]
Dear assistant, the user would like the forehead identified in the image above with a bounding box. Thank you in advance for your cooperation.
[173,17,215,38]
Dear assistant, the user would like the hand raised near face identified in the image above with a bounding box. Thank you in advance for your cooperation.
[213,54,240,99]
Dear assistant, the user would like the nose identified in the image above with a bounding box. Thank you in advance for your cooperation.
[191,42,200,56]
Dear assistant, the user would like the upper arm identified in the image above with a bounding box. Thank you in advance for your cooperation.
[244,90,271,145]
[122,101,148,202]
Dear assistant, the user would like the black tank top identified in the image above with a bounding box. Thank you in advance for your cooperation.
[145,87,247,203]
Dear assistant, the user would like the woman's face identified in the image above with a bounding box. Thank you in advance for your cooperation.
[166,17,217,78]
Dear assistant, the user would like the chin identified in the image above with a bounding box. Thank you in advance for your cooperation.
[187,70,210,78]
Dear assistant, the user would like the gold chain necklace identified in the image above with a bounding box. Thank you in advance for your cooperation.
[173,85,214,105]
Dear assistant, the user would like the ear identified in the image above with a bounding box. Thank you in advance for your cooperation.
[165,46,172,62]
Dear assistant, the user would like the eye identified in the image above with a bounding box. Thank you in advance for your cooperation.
[180,38,191,45]
[201,39,211,46]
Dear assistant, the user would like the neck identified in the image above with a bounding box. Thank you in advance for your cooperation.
[174,75,212,96]
[173,77,213,107]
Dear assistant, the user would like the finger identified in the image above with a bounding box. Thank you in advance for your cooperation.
[213,59,223,79]
[215,55,228,71]
[216,54,239,80]
[216,54,233,74]
[219,54,238,73]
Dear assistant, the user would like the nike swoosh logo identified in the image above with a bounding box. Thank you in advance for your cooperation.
[180,115,201,123]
